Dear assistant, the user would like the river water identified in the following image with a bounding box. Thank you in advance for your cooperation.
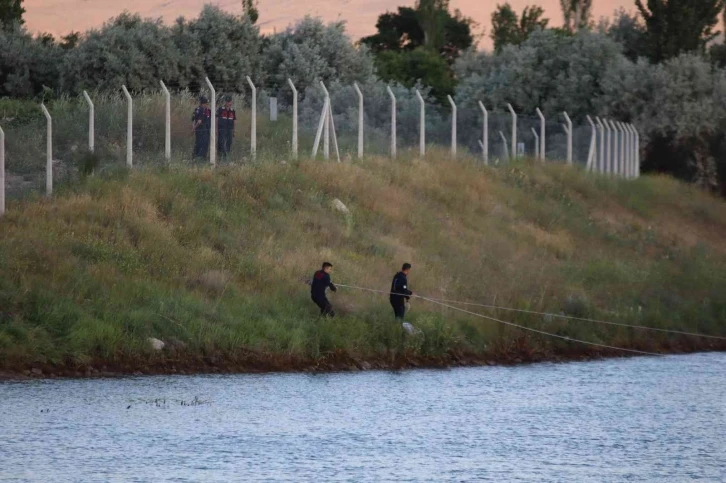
[1,353,725,482]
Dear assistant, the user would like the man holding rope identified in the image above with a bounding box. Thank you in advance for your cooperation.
[390,263,413,320]
[311,262,337,317]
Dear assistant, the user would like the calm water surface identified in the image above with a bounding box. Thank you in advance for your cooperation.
[1,353,725,482]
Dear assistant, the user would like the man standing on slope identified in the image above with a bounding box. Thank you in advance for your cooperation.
[390,263,413,320]
[192,96,212,160]
[217,95,236,159]
[311,262,337,317]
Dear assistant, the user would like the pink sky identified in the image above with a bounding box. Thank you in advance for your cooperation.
[24,0,634,47]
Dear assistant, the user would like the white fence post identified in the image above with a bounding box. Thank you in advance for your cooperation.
[287,79,298,160]
[121,85,133,168]
[624,123,632,179]
[536,108,546,162]
[478,102,488,165]
[507,104,517,159]
[608,120,618,175]
[416,90,425,158]
[320,83,330,160]
[617,122,626,176]
[0,126,4,216]
[595,117,605,174]
[320,81,340,163]
[159,81,171,161]
[448,95,457,158]
[499,131,510,161]
[205,77,216,167]
[586,115,596,171]
[604,120,612,174]
[563,112,573,165]
[531,128,540,159]
[82,91,94,153]
[353,82,364,159]
[627,124,636,179]
[387,86,396,159]
[311,97,329,159]
[246,76,257,159]
[40,104,53,196]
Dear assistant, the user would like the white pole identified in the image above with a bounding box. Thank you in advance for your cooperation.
[563,112,573,165]
[159,81,171,161]
[82,91,94,153]
[608,120,618,175]
[604,120,612,174]
[479,102,488,165]
[634,125,640,178]
[246,76,256,159]
[627,124,636,179]
[353,82,364,159]
[595,117,605,174]
[40,104,53,196]
[416,90,425,158]
[121,85,132,168]
[387,86,396,159]
[586,115,596,171]
[311,97,329,158]
[205,77,216,167]
[287,79,298,160]
[620,123,627,177]
[507,104,517,159]
[448,95,457,158]
[0,126,4,216]
[624,123,631,179]
[536,108,546,162]
[531,128,540,159]
[320,82,331,160]
[499,131,509,161]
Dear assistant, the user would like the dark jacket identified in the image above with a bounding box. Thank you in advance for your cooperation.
[311,270,336,299]
[390,272,412,305]
[192,107,211,132]
[217,107,236,133]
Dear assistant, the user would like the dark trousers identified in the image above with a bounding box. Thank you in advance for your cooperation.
[391,302,406,320]
[218,129,233,157]
[193,130,209,159]
[312,296,335,317]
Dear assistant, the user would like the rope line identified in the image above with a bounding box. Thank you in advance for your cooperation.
[335,282,725,345]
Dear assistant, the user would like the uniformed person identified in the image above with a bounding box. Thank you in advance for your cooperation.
[217,95,237,158]
[311,262,337,317]
[192,96,211,159]
[390,263,413,320]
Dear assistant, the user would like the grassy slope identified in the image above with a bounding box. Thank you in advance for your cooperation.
[1,155,726,373]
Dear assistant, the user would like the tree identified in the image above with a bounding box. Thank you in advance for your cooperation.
[374,47,455,103]
[0,0,24,30]
[490,3,548,53]
[560,0,592,33]
[636,0,726,62]
[361,1,475,62]
[241,0,258,25]
[600,8,647,61]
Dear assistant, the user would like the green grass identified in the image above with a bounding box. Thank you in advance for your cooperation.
[1,153,726,372]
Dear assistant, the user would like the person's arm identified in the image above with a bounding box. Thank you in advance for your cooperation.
[402,276,412,299]
[192,109,201,132]
[326,274,337,292]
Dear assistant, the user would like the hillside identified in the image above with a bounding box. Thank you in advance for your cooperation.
[1,156,726,377]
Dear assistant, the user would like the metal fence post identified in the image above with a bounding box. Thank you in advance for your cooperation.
[416,90,425,158]
[595,117,605,174]
[0,126,4,216]
[478,102,488,165]
[121,85,133,168]
[507,104,517,159]
[246,76,257,159]
[618,122,626,177]
[531,128,540,159]
[311,96,329,159]
[448,95,457,158]
[499,131,509,161]
[40,104,53,196]
[603,120,612,174]
[627,124,635,179]
[159,81,171,161]
[563,112,573,165]
[633,124,640,178]
[320,82,330,160]
[586,115,596,171]
[82,91,94,153]
[205,77,216,167]
[624,123,632,179]
[353,82,364,159]
[387,86,396,159]
[536,108,546,162]
[608,120,618,175]
[320,81,340,163]
[287,79,298,160]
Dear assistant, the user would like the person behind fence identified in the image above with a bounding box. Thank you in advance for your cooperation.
[311,262,337,317]
[390,263,413,320]
[192,96,211,159]
[217,95,237,158]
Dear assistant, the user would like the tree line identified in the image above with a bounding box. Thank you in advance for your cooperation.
[2,0,726,194]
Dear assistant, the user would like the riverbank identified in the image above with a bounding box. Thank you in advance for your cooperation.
[2,156,726,379]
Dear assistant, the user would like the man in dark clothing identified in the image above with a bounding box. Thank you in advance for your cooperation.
[390,263,413,320]
[311,262,337,317]
[217,95,237,158]
[192,96,212,160]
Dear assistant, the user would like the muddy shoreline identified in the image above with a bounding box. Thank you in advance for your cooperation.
[3,341,725,381]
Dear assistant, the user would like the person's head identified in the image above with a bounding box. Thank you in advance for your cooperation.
[224,95,232,107]
[199,96,209,106]
[322,262,333,274]
[401,263,411,275]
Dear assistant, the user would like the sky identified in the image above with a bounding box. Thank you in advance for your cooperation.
[24,0,634,47]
